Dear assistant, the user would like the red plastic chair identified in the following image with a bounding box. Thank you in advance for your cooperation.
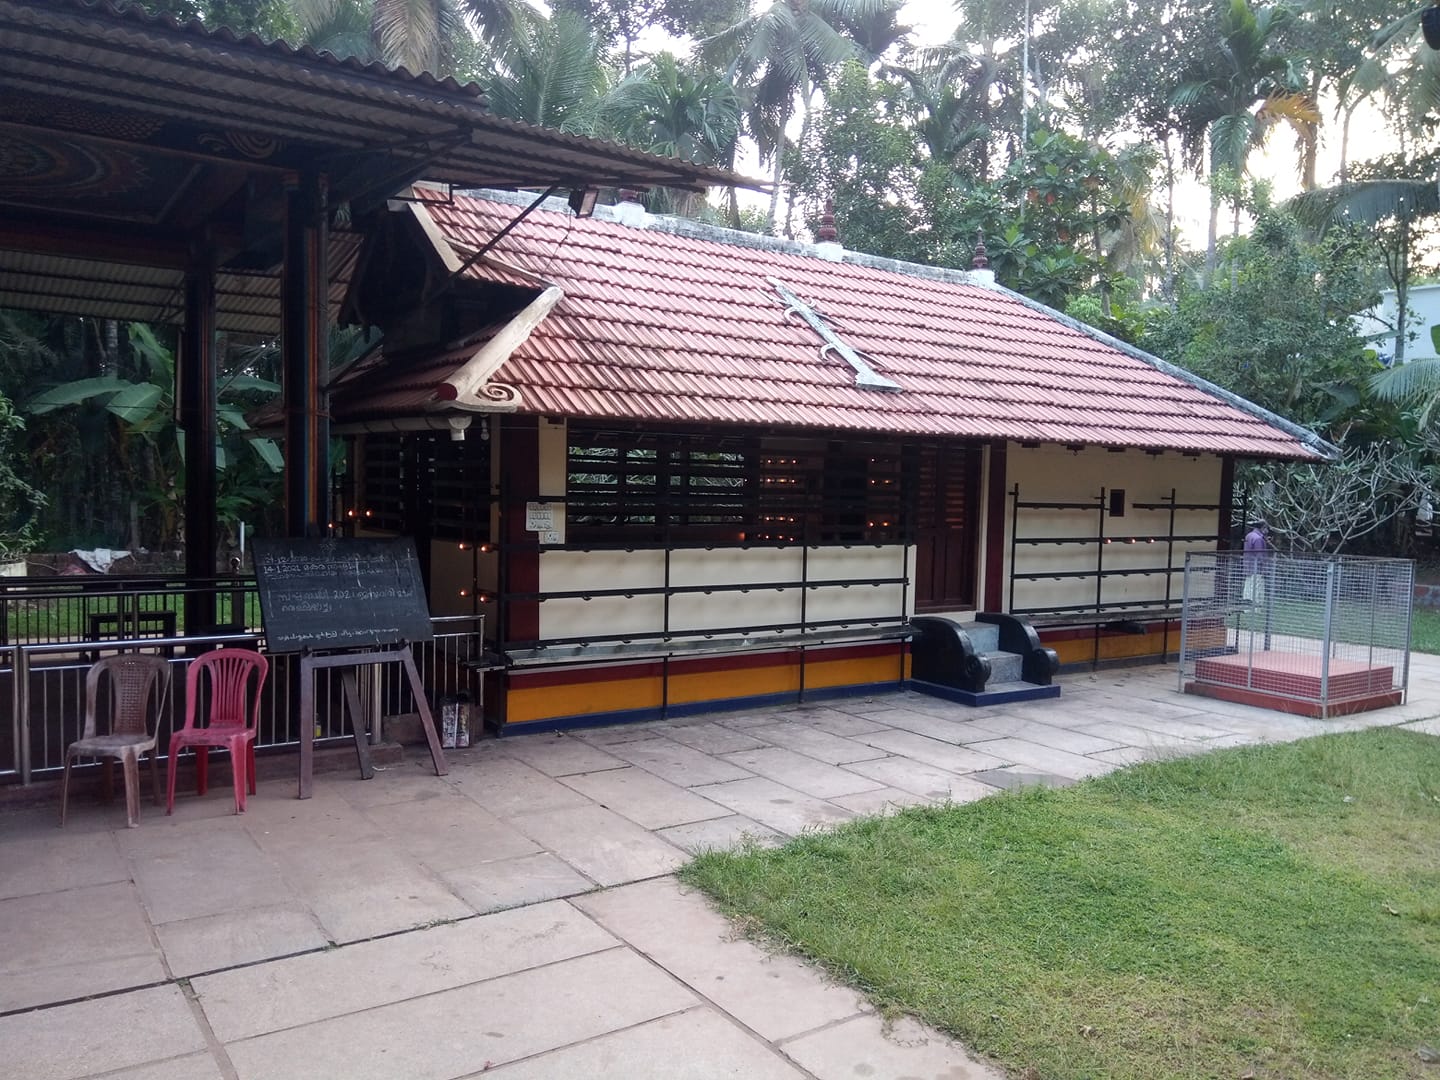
[166,648,269,815]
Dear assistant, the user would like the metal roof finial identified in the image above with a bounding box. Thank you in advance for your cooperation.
[971,228,989,270]
[817,199,838,244]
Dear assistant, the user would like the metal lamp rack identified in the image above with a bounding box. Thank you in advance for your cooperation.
[1007,485,1221,664]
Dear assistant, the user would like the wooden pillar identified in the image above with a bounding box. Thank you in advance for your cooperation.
[1218,455,1236,550]
[282,172,330,538]
[180,239,217,632]
[983,442,1008,612]
[498,416,540,646]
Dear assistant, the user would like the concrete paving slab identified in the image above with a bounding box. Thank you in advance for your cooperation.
[781,1011,1003,1079]
[954,715,1125,755]
[604,735,756,787]
[970,766,1077,791]
[574,878,868,1042]
[829,785,934,816]
[0,984,205,1080]
[437,851,596,913]
[262,836,471,943]
[320,764,465,808]
[356,790,541,871]
[719,746,886,799]
[0,830,128,900]
[783,707,890,738]
[842,756,1001,804]
[508,804,688,886]
[744,721,890,764]
[1088,745,1156,767]
[691,776,856,836]
[573,726,669,747]
[223,947,696,1080]
[661,722,771,755]
[869,708,986,745]
[656,814,785,854]
[119,818,291,925]
[856,730,1009,774]
[501,733,629,777]
[1071,721,1199,751]
[195,899,618,1043]
[964,737,1114,780]
[155,901,327,978]
[94,1052,227,1080]
[446,755,594,818]
[561,766,732,830]
[0,882,164,1011]
[478,1006,807,1079]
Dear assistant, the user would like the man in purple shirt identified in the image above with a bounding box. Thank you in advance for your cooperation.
[1243,520,1267,603]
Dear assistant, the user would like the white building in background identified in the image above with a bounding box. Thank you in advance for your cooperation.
[1357,284,1440,365]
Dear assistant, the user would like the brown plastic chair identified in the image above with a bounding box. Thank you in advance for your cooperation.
[60,653,172,829]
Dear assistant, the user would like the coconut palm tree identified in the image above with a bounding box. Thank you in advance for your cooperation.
[292,0,537,76]
[485,10,609,132]
[882,41,1005,179]
[598,53,741,213]
[699,0,901,230]
[1171,0,1319,279]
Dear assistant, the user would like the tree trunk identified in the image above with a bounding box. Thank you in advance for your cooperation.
[1395,213,1411,365]
[1163,134,1176,306]
[1204,180,1219,287]
[1300,71,1320,191]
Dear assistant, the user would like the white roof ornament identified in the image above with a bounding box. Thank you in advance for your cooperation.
[768,277,901,393]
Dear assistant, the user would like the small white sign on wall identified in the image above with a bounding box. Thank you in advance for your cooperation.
[525,502,565,544]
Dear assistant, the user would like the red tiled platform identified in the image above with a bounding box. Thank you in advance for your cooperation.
[1187,651,1400,718]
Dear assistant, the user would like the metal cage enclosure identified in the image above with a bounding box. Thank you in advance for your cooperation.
[1179,552,1413,718]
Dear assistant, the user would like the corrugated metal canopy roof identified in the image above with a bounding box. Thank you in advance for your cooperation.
[0,0,753,335]
[0,0,745,194]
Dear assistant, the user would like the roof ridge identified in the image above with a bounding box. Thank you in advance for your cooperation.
[457,187,991,289]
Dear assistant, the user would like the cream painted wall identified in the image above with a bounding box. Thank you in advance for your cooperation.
[537,543,911,641]
[1001,444,1223,613]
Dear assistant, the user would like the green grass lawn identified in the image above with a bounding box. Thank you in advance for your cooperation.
[683,729,1440,1080]
[1411,609,1440,655]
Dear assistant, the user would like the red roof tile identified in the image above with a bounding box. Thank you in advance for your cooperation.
[389,190,1333,460]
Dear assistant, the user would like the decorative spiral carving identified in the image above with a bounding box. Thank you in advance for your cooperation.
[475,383,522,409]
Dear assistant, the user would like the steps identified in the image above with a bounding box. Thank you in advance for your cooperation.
[908,616,1061,707]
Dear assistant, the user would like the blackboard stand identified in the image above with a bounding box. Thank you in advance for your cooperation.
[297,644,448,799]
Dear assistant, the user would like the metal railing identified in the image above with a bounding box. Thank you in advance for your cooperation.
[1,573,486,783]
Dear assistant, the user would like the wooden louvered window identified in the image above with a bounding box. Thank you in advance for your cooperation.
[567,428,754,542]
[356,432,490,541]
[359,434,406,532]
[567,426,932,547]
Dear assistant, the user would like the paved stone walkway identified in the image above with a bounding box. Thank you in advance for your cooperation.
[4,658,1440,1079]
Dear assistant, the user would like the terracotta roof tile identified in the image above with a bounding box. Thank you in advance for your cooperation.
[366,190,1330,460]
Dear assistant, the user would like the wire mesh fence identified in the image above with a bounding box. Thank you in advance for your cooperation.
[1179,551,1413,717]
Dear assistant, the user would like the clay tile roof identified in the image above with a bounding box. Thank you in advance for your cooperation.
[390,189,1335,461]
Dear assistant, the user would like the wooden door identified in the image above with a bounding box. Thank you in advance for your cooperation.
[914,445,981,611]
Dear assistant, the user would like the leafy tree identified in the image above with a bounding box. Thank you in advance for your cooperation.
[552,0,747,72]
[789,61,923,261]
[1141,208,1378,429]
[1291,149,1440,368]
[0,391,44,559]
[24,324,282,551]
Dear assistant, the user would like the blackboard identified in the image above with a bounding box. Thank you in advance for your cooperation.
[252,537,434,653]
